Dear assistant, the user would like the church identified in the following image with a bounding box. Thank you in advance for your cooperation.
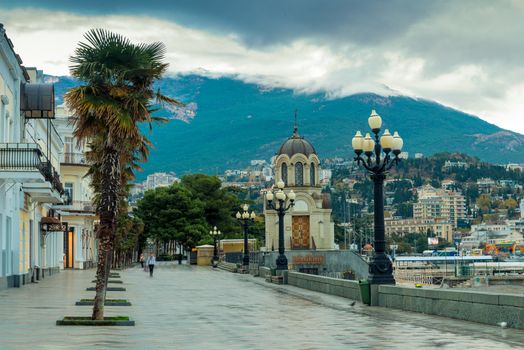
[264,125,335,251]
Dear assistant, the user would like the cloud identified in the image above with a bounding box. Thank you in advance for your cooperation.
[1,3,523,134]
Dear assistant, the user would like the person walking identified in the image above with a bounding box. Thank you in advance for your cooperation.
[139,253,145,268]
[147,253,156,277]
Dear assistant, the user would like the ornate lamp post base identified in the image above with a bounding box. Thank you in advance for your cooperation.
[242,253,250,267]
[368,253,395,284]
[276,254,288,270]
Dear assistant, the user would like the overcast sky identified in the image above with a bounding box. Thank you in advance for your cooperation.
[1,0,523,133]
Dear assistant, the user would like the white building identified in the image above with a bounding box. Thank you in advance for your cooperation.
[145,172,178,190]
[262,165,273,181]
[0,25,64,289]
[399,152,409,159]
[443,160,469,171]
[414,185,466,228]
[477,178,496,193]
[250,159,267,167]
[506,163,524,172]
[320,169,332,185]
[52,105,98,269]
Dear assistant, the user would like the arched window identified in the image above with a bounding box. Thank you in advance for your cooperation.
[281,163,288,185]
[295,162,304,186]
[310,163,316,185]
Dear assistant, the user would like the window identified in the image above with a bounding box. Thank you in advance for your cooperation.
[64,137,73,162]
[310,163,316,185]
[281,163,288,185]
[295,162,304,186]
[64,183,73,205]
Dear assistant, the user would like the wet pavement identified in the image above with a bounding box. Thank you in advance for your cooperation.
[0,263,523,349]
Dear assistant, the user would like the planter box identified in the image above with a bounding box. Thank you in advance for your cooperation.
[56,316,135,326]
[86,287,126,291]
[91,280,123,284]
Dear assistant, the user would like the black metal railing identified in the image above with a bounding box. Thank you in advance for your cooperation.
[0,143,64,195]
[41,161,64,195]
[61,152,87,165]
[57,200,95,212]
[0,143,43,171]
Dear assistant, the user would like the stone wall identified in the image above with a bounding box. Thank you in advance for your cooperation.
[259,267,271,279]
[288,271,363,302]
[0,268,60,290]
[378,285,524,329]
[257,250,369,280]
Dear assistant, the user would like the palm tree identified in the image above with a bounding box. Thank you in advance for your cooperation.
[65,29,181,320]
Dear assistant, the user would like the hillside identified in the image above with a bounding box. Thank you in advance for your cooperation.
[50,75,524,181]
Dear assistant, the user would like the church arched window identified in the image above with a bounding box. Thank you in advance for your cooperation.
[310,163,316,185]
[295,162,304,186]
[281,163,288,185]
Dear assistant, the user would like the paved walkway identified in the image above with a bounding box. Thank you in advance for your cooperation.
[0,263,523,349]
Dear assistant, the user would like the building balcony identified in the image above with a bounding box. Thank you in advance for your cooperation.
[54,200,96,215]
[0,143,47,182]
[0,143,64,202]
[23,161,64,203]
[61,152,88,166]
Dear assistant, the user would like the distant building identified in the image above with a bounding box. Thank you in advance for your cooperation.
[399,152,409,159]
[414,185,466,228]
[320,169,332,185]
[262,166,274,181]
[144,172,179,190]
[443,160,469,171]
[506,163,524,172]
[441,179,456,191]
[250,160,267,167]
[414,153,424,159]
[476,178,496,193]
[499,179,517,188]
[385,218,453,242]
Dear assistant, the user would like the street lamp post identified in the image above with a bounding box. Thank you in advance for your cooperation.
[209,226,221,267]
[352,109,404,285]
[236,204,256,268]
[266,180,296,270]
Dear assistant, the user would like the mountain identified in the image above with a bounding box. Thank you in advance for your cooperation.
[50,75,524,181]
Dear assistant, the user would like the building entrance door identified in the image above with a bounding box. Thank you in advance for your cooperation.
[64,228,75,268]
[291,216,310,249]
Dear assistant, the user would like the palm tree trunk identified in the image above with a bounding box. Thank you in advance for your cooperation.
[92,148,120,320]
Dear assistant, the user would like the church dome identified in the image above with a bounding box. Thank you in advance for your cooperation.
[277,127,317,157]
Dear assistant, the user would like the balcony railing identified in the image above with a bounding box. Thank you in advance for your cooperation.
[0,143,64,195]
[58,200,96,213]
[0,143,44,171]
[61,152,88,165]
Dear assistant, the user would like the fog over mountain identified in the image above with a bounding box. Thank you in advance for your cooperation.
[52,74,524,180]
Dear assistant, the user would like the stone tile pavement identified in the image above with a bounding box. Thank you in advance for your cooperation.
[0,263,523,349]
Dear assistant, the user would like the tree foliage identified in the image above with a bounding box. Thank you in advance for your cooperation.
[136,174,248,250]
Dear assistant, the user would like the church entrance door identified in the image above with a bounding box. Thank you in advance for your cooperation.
[291,216,310,249]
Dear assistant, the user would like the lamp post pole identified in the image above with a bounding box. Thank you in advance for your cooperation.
[352,109,404,285]
[236,204,256,268]
[266,180,296,270]
[209,226,221,267]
